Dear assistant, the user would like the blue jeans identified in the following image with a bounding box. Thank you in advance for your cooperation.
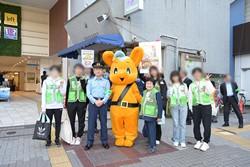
[142,120,156,148]
[171,105,187,143]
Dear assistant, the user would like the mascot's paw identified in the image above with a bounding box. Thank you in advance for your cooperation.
[124,140,134,147]
[115,139,125,147]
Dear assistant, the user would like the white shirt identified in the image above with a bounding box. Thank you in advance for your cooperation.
[225,82,233,96]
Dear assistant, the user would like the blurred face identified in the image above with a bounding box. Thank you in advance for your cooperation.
[193,71,202,81]
[179,71,185,79]
[172,75,180,83]
[74,67,84,76]
[150,69,158,78]
[146,81,154,90]
[93,68,104,77]
[49,69,60,78]
[224,75,231,82]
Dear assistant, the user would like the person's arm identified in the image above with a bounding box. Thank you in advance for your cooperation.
[188,85,193,111]
[167,86,173,98]
[156,92,163,119]
[234,82,240,94]
[41,80,47,112]
[102,80,111,104]
[133,83,142,103]
[220,84,224,96]
[65,79,70,106]
[86,80,96,104]
[59,80,66,95]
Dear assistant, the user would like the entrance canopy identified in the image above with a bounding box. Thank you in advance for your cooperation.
[57,34,124,59]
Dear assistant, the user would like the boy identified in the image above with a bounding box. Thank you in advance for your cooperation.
[189,68,215,151]
[85,62,111,150]
[66,63,87,145]
[140,78,162,153]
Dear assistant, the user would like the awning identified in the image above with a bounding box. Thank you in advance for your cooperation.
[57,34,124,59]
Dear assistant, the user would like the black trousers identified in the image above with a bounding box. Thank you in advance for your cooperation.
[67,102,87,138]
[186,106,193,123]
[193,105,212,143]
[223,96,243,125]
[156,124,162,141]
[46,108,63,142]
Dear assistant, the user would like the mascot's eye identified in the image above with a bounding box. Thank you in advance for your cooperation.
[126,68,131,74]
[114,68,118,74]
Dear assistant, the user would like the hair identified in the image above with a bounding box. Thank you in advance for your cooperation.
[144,77,155,85]
[149,65,161,79]
[192,67,203,75]
[73,63,85,71]
[49,65,61,73]
[180,69,187,76]
[223,74,230,78]
[170,70,182,84]
[43,71,46,75]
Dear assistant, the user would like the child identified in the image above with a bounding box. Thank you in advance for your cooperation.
[168,71,188,148]
[41,65,66,146]
[85,62,111,150]
[189,68,215,151]
[66,63,87,145]
[140,78,163,153]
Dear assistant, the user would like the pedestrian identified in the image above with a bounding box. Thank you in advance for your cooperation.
[211,80,218,123]
[84,62,111,150]
[149,66,167,145]
[41,65,66,147]
[168,71,188,148]
[41,71,48,86]
[220,74,243,128]
[65,63,87,145]
[140,77,162,153]
[188,68,215,151]
[180,70,193,125]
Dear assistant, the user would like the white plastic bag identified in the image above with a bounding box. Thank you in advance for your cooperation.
[157,110,166,125]
[60,110,73,144]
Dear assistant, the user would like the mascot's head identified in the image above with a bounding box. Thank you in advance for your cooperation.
[103,47,144,85]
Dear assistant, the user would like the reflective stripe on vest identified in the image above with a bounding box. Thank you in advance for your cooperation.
[46,83,63,104]
[170,84,188,106]
[140,88,158,118]
[191,80,212,106]
[68,76,86,102]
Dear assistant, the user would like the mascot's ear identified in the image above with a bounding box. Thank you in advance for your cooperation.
[130,47,144,67]
[102,51,114,67]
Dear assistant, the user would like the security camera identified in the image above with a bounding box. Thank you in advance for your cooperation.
[97,14,109,23]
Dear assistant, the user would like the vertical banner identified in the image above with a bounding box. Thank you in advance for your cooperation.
[0,3,21,57]
[139,41,162,73]
[81,50,95,68]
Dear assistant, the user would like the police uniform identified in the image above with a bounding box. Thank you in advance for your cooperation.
[140,88,162,152]
[66,75,87,139]
[85,62,111,150]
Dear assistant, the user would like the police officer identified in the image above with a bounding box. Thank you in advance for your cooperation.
[85,62,111,150]
[66,63,87,145]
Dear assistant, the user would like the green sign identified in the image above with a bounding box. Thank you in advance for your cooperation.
[0,3,21,57]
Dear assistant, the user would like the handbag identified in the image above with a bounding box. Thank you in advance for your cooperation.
[157,110,166,125]
[32,113,51,140]
[60,110,73,144]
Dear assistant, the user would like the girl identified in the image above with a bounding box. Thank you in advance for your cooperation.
[149,66,167,144]
[41,65,66,146]
[168,71,188,148]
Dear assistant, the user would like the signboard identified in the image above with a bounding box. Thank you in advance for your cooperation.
[124,0,143,16]
[4,12,17,26]
[139,41,162,73]
[81,50,94,68]
[4,26,17,40]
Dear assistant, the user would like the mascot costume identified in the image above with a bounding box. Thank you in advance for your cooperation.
[103,47,144,147]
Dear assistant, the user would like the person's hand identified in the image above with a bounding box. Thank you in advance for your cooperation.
[41,110,46,113]
[205,74,212,80]
[157,118,161,122]
[98,100,104,106]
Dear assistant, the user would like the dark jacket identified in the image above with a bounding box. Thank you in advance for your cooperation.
[183,77,192,88]
[220,81,239,102]
[153,78,168,109]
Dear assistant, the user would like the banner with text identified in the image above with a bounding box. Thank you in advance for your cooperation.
[81,50,95,68]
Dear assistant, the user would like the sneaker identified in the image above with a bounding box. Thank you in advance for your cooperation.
[156,140,160,145]
[173,141,179,147]
[71,137,76,145]
[149,147,157,153]
[180,142,186,148]
[74,137,81,145]
[200,142,209,152]
[194,141,202,149]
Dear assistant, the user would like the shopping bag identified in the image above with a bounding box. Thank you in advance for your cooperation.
[32,113,51,140]
[60,110,73,144]
[157,110,166,125]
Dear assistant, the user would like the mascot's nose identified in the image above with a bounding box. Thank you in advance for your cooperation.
[120,77,125,81]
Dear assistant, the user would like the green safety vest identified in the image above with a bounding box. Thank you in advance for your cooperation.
[67,76,86,102]
[140,88,159,118]
[46,81,63,104]
[170,84,188,107]
[190,79,212,106]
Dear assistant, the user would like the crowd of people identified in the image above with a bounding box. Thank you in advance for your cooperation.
[40,61,244,153]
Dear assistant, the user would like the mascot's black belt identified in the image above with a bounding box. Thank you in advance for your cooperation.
[111,101,139,108]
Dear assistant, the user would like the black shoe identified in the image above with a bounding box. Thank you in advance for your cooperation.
[222,123,229,127]
[84,144,93,150]
[45,141,51,147]
[102,143,110,149]
[212,116,218,123]
[55,139,61,146]
[186,121,192,125]
[238,124,243,128]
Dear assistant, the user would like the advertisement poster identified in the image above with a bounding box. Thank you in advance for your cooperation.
[4,26,18,40]
[139,41,162,73]
[4,12,17,26]
[81,50,94,68]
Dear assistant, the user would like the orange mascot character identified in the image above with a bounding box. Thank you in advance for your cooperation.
[103,47,144,147]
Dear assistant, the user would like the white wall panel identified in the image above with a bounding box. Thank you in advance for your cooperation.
[246,0,250,22]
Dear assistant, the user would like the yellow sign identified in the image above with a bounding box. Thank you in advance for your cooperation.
[4,12,18,26]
